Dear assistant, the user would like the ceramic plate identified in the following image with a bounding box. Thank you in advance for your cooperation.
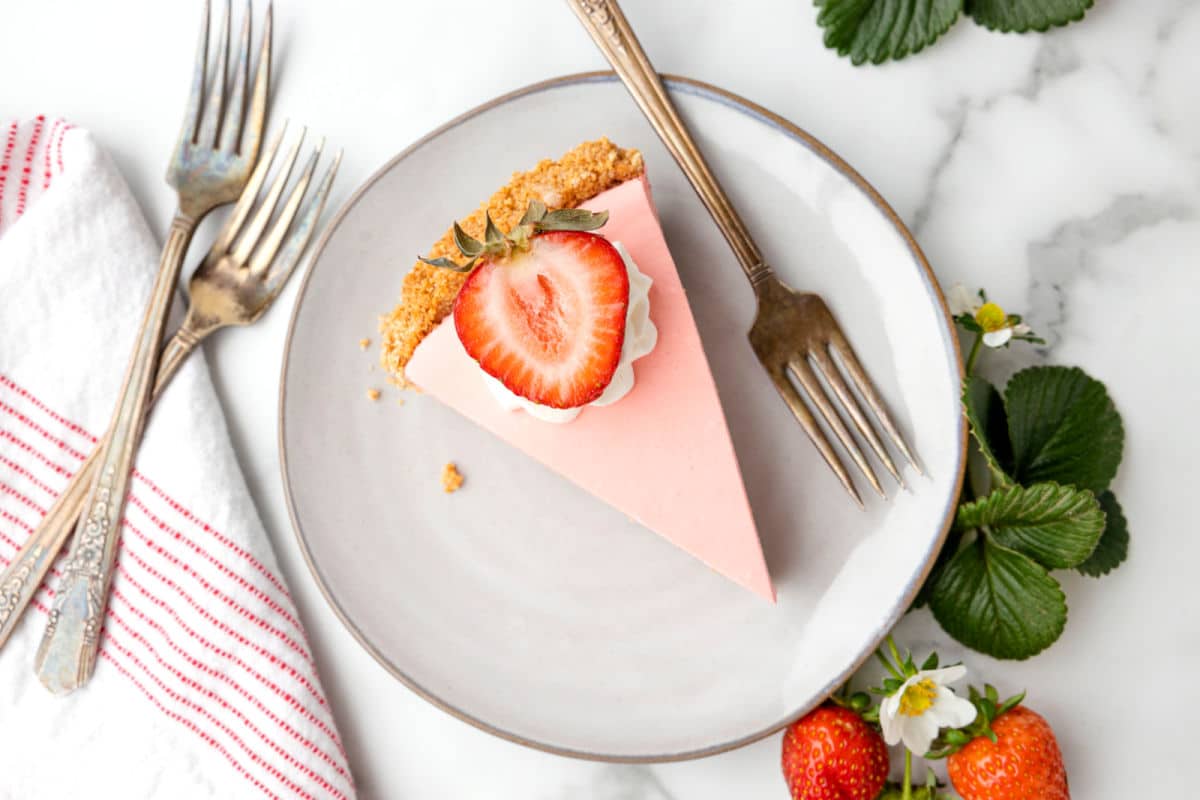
[279,73,965,761]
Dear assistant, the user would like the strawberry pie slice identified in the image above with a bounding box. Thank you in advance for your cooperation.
[381,139,774,601]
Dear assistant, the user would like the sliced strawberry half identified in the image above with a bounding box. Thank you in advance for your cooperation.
[453,230,629,409]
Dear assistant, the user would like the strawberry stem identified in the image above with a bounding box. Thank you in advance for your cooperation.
[876,648,903,680]
[902,751,913,800]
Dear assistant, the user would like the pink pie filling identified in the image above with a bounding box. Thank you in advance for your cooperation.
[406,175,774,601]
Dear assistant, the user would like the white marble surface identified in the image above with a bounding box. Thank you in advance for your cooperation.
[5,0,1199,796]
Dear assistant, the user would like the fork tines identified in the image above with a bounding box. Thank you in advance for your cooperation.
[752,287,920,508]
[180,0,271,157]
[207,124,341,290]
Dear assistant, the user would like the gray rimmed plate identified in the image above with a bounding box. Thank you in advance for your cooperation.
[279,72,965,762]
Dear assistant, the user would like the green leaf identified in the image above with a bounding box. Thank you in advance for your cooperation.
[814,0,963,66]
[929,536,1067,660]
[965,0,1093,33]
[452,222,484,258]
[1005,366,1124,493]
[484,213,504,246]
[536,208,609,232]
[417,255,474,272]
[963,375,1014,485]
[518,199,547,226]
[956,483,1105,569]
[1076,490,1129,577]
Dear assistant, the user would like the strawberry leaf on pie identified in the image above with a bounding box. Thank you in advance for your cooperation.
[956,483,1104,569]
[1075,490,1129,577]
[813,0,964,65]
[418,255,474,272]
[535,208,610,232]
[965,0,1093,33]
[929,535,1067,660]
[484,213,505,246]
[453,222,485,258]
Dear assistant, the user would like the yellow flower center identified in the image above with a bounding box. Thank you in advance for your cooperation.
[974,303,1008,333]
[898,679,938,717]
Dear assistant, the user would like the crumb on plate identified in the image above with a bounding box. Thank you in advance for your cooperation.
[359,337,371,350]
[441,462,464,493]
[366,388,381,401]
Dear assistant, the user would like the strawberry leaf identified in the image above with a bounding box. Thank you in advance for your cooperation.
[814,0,963,66]
[956,483,1105,569]
[929,536,1066,660]
[1075,490,1129,577]
[484,213,504,246]
[518,199,548,226]
[1005,366,1124,494]
[536,208,609,232]
[452,222,484,258]
[418,255,474,272]
[963,375,1013,487]
[965,0,1093,33]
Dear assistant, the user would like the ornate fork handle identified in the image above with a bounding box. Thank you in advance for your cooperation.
[566,0,771,288]
[33,213,195,694]
[0,321,199,651]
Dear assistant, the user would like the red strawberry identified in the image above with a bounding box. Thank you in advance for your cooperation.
[781,705,889,800]
[453,229,628,409]
[948,705,1068,800]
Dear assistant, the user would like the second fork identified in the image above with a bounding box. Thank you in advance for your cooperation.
[3,129,339,671]
[29,0,272,693]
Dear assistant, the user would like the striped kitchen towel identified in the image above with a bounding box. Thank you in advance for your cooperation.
[0,117,355,800]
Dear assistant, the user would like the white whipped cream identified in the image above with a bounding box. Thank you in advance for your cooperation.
[482,241,657,423]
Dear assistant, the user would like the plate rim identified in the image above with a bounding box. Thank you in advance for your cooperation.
[277,70,967,763]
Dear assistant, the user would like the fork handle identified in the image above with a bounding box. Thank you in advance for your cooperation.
[0,325,202,653]
[34,212,196,694]
[567,0,773,289]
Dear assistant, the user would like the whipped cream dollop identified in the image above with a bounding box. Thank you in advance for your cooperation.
[482,241,657,423]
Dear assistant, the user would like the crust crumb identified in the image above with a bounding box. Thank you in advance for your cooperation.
[380,138,644,381]
[441,462,464,493]
[366,388,381,402]
[359,337,371,350]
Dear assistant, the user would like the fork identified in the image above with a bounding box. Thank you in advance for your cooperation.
[0,127,339,664]
[30,0,272,693]
[567,0,918,506]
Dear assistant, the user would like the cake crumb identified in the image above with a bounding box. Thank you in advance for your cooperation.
[366,388,381,401]
[395,396,405,407]
[441,462,464,493]
[359,337,371,350]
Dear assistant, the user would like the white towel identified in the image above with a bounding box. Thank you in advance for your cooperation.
[0,117,355,800]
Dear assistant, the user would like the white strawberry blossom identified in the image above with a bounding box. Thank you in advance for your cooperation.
[947,284,1033,348]
[879,664,978,755]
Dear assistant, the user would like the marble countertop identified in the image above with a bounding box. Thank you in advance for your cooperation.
[6,0,1198,796]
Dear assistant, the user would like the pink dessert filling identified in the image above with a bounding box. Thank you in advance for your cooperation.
[405,175,774,601]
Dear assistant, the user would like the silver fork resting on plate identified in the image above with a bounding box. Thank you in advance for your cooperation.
[29,0,273,693]
[567,0,918,506]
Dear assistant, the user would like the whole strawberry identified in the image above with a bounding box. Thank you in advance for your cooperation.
[944,688,1069,800]
[781,704,888,800]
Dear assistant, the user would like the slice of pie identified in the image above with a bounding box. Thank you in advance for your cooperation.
[380,139,774,601]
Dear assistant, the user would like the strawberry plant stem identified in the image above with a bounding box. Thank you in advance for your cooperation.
[902,751,913,800]
[965,333,983,375]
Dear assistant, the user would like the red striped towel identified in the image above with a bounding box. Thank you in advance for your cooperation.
[0,117,355,799]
